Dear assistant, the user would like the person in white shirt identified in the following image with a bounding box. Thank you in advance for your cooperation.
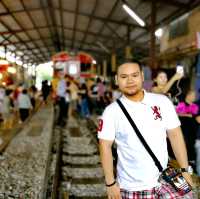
[68,79,79,117]
[56,74,69,126]
[17,89,32,122]
[98,62,193,199]
[2,89,13,129]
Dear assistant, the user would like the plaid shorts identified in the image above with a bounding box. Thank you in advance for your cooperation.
[120,180,193,199]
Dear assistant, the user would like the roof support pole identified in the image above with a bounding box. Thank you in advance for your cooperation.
[90,63,96,74]
[125,25,132,60]
[97,64,101,76]
[103,60,107,79]
[111,40,117,74]
[149,0,157,69]
[111,52,117,74]
[21,56,25,83]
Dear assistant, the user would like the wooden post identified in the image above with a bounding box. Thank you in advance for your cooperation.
[90,64,94,74]
[125,25,132,59]
[97,64,101,76]
[63,192,69,199]
[103,60,107,79]
[111,52,117,73]
[125,46,132,59]
[149,0,157,69]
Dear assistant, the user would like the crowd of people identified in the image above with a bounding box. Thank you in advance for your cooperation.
[53,73,121,126]
[0,81,51,130]
[152,69,200,177]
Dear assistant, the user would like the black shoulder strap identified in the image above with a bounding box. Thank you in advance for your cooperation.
[116,99,163,172]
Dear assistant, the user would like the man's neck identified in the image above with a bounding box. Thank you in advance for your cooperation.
[158,85,165,89]
[124,90,144,102]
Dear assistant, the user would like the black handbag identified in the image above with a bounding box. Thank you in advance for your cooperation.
[116,99,192,196]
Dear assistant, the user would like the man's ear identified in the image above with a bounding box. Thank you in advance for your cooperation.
[141,71,144,82]
[115,75,118,85]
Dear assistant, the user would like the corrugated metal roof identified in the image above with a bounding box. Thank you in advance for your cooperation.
[0,0,199,64]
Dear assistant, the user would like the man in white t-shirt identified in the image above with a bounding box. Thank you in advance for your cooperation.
[98,62,193,199]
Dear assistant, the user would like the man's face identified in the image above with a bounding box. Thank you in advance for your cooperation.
[116,63,144,96]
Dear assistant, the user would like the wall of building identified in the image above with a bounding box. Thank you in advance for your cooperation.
[160,7,200,53]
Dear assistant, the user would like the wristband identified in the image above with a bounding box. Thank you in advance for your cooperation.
[106,180,116,187]
[180,166,193,175]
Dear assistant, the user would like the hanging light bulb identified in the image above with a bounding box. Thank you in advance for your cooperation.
[155,28,163,38]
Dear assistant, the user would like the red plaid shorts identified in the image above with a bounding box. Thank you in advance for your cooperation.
[120,180,193,199]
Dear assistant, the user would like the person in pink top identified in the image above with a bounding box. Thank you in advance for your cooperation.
[97,77,106,111]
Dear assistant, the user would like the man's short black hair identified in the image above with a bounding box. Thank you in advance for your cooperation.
[117,59,143,73]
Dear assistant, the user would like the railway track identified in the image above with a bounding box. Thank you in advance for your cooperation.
[46,116,107,199]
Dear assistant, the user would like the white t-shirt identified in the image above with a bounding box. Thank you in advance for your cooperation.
[98,91,181,191]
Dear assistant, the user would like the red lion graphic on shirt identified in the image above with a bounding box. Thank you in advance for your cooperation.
[151,106,162,121]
